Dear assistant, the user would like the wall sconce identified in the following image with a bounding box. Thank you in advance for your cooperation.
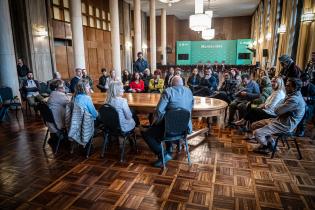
[252,40,257,46]
[301,8,315,22]
[258,38,263,44]
[277,24,286,34]
[32,24,48,37]
[125,41,132,48]
[265,32,272,40]
[142,44,148,50]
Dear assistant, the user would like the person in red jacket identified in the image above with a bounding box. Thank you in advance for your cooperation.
[129,72,144,93]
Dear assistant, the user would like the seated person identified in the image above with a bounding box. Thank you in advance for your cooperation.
[228,73,260,125]
[149,70,164,93]
[73,79,98,120]
[96,68,108,92]
[230,68,241,85]
[296,74,315,136]
[142,68,152,92]
[252,76,272,106]
[122,69,132,91]
[47,79,70,139]
[193,68,217,96]
[174,68,185,85]
[105,81,137,132]
[142,76,194,167]
[164,67,175,88]
[129,72,144,93]
[21,72,44,110]
[70,68,82,93]
[82,69,94,92]
[211,73,239,104]
[105,70,118,91]
[48,71,70,93]
[252,78,305,154]
[234,77,286,125]
[187,68,201,91]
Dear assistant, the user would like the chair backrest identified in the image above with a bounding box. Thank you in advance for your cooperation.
[38,102,60,130]
[0,87,13,101]
[98,104,122,134]
[164,108,190,137]
[39,82,49,94]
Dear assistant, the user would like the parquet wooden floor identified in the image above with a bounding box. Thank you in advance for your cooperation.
[0,112,314,210]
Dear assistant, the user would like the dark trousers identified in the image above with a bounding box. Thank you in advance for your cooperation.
[142,121,172,156]
[228,99,248,123]
[211,91,232,104]
[296,104,315,132]
[244,107,275,123]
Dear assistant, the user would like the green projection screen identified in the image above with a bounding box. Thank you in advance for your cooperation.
[176,39,253,65]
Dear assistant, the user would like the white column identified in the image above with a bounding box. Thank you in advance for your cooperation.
[110,0,121,80]
[161,8,167,65]
[70,0,85,69]
[134,0,141,59]
[0,0,19,96]
[123,2,132,72]
[150,0,156,71]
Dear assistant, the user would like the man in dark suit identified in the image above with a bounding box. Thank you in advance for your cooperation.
[70,68,82,93]
[97,68,108,92]
[17,58,30,86]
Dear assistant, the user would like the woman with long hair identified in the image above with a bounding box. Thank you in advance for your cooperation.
[105,81,137,132]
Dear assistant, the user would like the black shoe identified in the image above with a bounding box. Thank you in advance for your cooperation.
[296,130,305,137]
[253,144,270,154]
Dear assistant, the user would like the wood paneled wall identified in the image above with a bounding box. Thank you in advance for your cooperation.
[149,15,252,65]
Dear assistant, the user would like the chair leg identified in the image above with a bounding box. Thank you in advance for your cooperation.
[101,132,108,158]
[86,139,93,158]
[120,137,127,162]
[293,138,302,160]
[43,129,49,148]
[133,132,138,153]
[284,137,290,149]
[55,134,62,154]
[184,138,191,166]
[271,136,279,159]
[161,142,165,169]
[70,142,75,154]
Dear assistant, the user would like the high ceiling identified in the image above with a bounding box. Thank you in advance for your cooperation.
[125,0,260,19]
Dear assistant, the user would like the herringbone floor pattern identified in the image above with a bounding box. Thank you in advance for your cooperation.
[0,112,314,210]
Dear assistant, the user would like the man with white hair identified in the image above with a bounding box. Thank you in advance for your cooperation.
[142,76,194,167]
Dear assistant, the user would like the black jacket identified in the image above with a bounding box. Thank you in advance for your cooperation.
[17,64,29,77]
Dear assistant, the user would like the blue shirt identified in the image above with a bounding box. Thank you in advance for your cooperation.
[156,85,194,133]
[74,94,98,119]
[133,58,149,73]
[244,80,260,100]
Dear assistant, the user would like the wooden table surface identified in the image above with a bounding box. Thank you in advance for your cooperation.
[92,92,227,113]
[91,92,228,130]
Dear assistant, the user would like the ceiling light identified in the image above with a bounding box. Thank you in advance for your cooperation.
[189,14,212,31]
[301,9,315,22]
[158,0,181,6]
[189,0,211,32]
[277,24,286,34]
[202,28,215,40]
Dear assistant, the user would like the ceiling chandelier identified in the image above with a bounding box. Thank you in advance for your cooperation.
[158,0,182,7]
[189,0,212,32]
[202,1,215,40]
[202,28,215,40]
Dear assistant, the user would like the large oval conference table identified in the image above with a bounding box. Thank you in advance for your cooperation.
[92,92,228,137]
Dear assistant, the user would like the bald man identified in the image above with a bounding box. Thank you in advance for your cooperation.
[142,76,194,167]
